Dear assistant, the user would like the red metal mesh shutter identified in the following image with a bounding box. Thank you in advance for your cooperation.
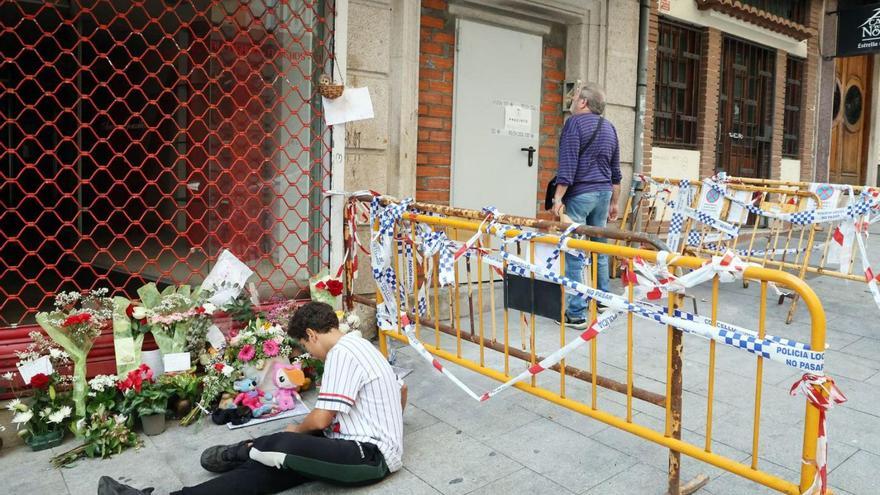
[1,0,336,327]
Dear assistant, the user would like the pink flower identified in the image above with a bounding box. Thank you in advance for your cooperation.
[262,339,280,357]
[238,344,256,362]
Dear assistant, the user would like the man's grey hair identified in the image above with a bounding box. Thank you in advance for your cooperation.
[579,83,606,115]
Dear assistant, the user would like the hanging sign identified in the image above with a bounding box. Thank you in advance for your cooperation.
[837,5,880,57]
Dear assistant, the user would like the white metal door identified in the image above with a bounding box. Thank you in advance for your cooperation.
[451,19,542,217]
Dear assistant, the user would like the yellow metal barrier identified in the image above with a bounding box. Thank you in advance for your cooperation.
[619,176,821,323]
[350,199,829,495]
[726,177,871,283]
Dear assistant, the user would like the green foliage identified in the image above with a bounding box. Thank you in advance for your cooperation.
[121,381,172,419]
[50,404,142,467]
[160,372,201,404]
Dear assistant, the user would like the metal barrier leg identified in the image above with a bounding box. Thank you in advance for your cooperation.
[668,298,710,495]
[668,321,683,495]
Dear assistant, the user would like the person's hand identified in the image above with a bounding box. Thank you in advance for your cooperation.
[607,202,619,222]
[285,423,299,433]
[552,201,565,218]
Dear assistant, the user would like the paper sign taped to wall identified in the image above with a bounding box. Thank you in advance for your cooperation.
[504,104,532,133]
[323,87,374,125]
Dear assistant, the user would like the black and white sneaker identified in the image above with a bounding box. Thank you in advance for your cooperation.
[200,440,251,473]
[97,476,154,495]
[554,315,589,330]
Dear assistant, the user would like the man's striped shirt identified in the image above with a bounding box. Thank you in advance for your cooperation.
[316,333,404,472]
[556,112,621,198]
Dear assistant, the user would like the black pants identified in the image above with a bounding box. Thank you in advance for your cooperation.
[172,432,390,495]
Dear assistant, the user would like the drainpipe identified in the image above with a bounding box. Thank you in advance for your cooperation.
[631,0,650,231]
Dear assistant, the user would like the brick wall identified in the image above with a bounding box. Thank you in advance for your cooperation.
[416,0,567,216]
[770,49,788,180]
[536,40,566,220]
[416,0,455,205]
[697,28,722,178]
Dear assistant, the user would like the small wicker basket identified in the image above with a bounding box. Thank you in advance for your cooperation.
[318,74,344,99]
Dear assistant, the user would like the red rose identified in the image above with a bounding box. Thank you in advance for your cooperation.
[326,279,343,297]
[214,363,225,372]
[62,312,91,327]
[117,377,133,391]
[195,306,206,314]
[315,281,326,290]
[125,304,135,318]
[30,373,50,389]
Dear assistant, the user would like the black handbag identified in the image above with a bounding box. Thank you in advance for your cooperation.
[544,116,605,211]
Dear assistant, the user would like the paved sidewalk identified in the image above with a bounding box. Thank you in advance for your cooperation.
[3,231,880,494]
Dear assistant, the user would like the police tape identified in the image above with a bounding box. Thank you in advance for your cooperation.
[639,175,880,310]
[789,374,847,495]
[370,199,825,403]
[702,178,880,227]
[368,196,843,495]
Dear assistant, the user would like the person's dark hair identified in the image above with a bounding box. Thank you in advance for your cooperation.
[287,301,339,340]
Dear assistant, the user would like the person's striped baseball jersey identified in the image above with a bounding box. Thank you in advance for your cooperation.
[316,332,404,472]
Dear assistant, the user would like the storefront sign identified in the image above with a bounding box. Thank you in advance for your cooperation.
[837,4,880,56]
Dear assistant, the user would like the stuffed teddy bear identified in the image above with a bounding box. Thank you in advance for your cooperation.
[233,377,273,417]
[271,362,306,412]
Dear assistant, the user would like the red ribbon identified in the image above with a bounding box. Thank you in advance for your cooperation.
[789,374,847,495]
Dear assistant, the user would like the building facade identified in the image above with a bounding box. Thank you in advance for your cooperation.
[643,0,880,186]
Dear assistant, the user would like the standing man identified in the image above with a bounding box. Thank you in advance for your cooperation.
[551,83,621,328]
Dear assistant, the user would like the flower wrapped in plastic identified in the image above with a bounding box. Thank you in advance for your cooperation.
[35,289,113,421]
[132,283,215,358]
[309,270,344,308]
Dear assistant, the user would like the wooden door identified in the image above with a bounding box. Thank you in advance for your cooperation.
[717,37,776,178]
[830,55,873,185]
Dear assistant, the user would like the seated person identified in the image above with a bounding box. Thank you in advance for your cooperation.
[99,302,405,495]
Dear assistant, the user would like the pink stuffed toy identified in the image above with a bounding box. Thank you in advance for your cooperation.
[271,362,306,412]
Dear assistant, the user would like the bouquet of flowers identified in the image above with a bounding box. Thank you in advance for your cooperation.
[337,311,362,335]
[86,374,122,417]
[227,318,293,370]
[3,372,73,450]
[50,404,141,467]
[309,270,343,308]
[36,288,113,420]
[265,297,301,329]
[179,356,238,426]
[113,297,149,375]
[132,283,215,357]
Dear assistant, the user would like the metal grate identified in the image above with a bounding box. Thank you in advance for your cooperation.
[717,36,775,179]
[1,0,336,327]
[654,19,703,149]
[783,57,804,159]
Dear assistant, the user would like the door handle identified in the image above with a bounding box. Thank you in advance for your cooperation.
[520,146,536,167]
